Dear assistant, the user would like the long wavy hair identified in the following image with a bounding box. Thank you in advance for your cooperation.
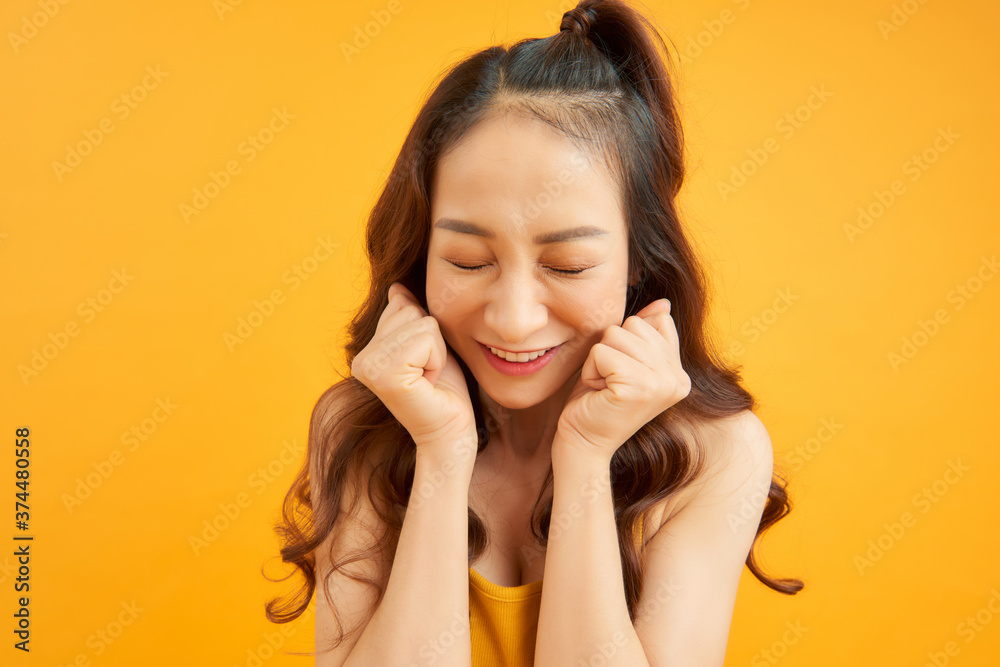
[264,0,804,651]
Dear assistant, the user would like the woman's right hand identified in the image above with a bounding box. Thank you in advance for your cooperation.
[351,282,478,461]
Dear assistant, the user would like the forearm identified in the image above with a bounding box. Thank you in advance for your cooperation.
[533,436,650,667]
[345,440,475,667]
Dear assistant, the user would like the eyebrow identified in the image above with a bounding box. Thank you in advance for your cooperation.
[433,218,609,244]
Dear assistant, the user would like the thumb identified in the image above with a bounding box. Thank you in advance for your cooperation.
[635,298,670,318]
[579,347,608,391]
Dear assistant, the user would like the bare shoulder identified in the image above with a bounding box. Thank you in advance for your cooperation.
[633,411,775,664]
[648,410,774,535]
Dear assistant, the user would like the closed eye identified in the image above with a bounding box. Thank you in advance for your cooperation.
[448,261,590,275]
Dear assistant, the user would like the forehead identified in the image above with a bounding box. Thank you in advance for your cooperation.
[430,112,625,240]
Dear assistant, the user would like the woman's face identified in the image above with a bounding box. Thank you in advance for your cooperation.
[426,111,632,410]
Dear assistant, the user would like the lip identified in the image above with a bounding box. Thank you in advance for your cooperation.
[479,342,561,376]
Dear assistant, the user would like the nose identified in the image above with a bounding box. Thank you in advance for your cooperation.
[483,273,549,346]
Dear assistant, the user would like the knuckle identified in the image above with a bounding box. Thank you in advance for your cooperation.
[675,373,692,397]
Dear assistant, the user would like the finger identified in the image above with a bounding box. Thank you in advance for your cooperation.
[377,302,431,343]
[376,287,408,332]
[582,341,650,395]
[598,324,658,371]
[391,282,422,305]
[357,315,438,384]
[394,284,430,319]
[376,286,427,336]
[578,345,607,390]
[625,309,679,354]
[389,281,417,301]
[635,297,670,318]
[412,325,446,388]
[619,316,685,394]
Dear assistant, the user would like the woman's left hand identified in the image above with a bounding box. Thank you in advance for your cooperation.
[556,298,691,462]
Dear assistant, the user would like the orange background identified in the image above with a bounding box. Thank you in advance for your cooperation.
[2,0,998,665]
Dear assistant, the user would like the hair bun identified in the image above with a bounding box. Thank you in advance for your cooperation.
[560,6,596,38]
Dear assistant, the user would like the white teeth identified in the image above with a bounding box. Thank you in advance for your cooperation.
[489,346,551,362]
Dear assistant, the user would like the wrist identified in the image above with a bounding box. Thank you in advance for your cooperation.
[413,429,479,474]
[551,430,613,473]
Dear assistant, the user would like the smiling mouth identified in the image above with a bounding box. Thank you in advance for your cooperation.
[485,345,555,363]
[478,342,562,376]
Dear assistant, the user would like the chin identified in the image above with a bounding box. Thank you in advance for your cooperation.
[486,392,545,412]
[476,368,576,412]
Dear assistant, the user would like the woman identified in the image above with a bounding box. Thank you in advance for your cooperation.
[266,1,803,665]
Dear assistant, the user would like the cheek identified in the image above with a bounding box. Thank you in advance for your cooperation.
[426,273,470,323]
[565,286,627,336]
[425,267,448,319]
[425,277,442,319]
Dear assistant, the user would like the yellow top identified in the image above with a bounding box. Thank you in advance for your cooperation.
[469,518,645,666]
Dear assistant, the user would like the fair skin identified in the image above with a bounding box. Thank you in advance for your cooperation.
[420,110,775,665]
[426,109,634,493]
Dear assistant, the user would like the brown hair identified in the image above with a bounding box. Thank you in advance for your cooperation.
[264,0,803,651]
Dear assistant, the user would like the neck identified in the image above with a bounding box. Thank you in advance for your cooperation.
[475,370,579,475]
